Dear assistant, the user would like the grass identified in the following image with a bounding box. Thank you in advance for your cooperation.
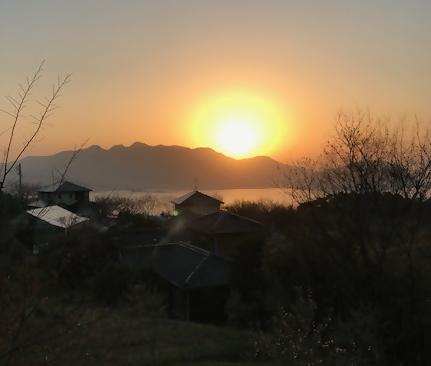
[48,307,265,366]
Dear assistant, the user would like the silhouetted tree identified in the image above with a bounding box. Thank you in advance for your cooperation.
[0,61,71,192]
[275,111,431,365]
[283,111,431,202]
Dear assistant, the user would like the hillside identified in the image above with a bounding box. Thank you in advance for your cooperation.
[15,142,286,190]
[63,311,259,366]
[8,301,262,366]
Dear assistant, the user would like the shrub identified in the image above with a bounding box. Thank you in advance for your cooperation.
[252,290,385,366]
[91,262,132,306]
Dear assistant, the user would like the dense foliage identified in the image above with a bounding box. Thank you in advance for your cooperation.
[0,193,164,365]
[227,194,431,365]
[227,112,431,365]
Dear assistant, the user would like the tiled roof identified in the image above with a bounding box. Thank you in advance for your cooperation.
[38,181,92,193]
[121,242,230,289]
[187,210,263,235]
[172,190,224,205]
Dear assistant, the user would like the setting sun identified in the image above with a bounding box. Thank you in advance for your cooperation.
[189,90,289,158]
[216,118,260,157]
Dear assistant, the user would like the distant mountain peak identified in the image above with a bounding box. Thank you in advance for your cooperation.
[17,142,286,190]
[109,144,126,151]
[129,141,148,148]
[86,144,104,151]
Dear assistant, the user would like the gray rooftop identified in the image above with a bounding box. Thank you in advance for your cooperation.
[121,242,230,289]
[27,205,89,229]
[187,210,263,235]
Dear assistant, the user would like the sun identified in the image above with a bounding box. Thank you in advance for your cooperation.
[189,90,289,158]
[216,118,259,157]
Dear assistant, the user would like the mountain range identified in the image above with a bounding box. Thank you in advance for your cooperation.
[15,142,286,191]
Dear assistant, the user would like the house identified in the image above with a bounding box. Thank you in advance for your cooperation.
[36,181,92,208]
[121,242,231,323]
[24,205,89,251]
[187,210,264,258]
[171,190,223,219]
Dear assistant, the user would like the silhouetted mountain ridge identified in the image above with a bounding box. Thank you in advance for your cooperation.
[16,142,286,190]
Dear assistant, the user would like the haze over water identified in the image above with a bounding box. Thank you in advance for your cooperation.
[92,188,292,214]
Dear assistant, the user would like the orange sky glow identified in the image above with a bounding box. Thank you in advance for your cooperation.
[1,1,430,163]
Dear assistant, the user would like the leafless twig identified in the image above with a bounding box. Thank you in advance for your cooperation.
[0,62,71,191]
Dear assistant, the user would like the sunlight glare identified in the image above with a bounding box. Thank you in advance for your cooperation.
[216,118,259,156]
[189,90,289,159]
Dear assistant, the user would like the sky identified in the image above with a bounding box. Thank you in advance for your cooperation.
[1,0,431,162]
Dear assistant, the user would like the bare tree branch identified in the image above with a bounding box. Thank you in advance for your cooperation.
[2,62,44,181]
[281,111,431,203]
[56,140,88,186]
[0,64,71,191]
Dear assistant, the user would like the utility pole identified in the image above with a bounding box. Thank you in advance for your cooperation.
[17,163,22,197]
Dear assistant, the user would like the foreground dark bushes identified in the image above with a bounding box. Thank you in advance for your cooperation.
[227,195,431,365]
[3,189,431,365]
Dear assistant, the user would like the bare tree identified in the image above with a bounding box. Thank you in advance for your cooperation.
[0,61,71,191]
[283,111,431,204]
[94,194,158,218]
[280,157,323,204]
[279,112,431,356]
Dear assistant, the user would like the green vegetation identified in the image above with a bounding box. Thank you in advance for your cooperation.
[46,310,257,366]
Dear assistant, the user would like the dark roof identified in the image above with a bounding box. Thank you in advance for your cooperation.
[187,210,263,235]
[121,242,230,289]
[172,190,224,205]
[39,181,92,193]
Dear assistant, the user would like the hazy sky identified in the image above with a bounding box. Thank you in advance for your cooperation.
[1,0,430,161]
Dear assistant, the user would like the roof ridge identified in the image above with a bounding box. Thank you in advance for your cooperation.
[171,190,224,205]
[183,252,210,288]
[219,209,263,224]
[178,241,211,255]
[38,180,91,193]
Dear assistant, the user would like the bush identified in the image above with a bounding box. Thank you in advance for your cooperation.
[92,262,132,306]
[226,199,294,230]
[0,191,25,224]
[227,237,268,327]
[38,227,117,290]
[93,194,158,218]
[252,290,385,366]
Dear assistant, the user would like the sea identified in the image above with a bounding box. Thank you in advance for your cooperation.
[91,188,294,215]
